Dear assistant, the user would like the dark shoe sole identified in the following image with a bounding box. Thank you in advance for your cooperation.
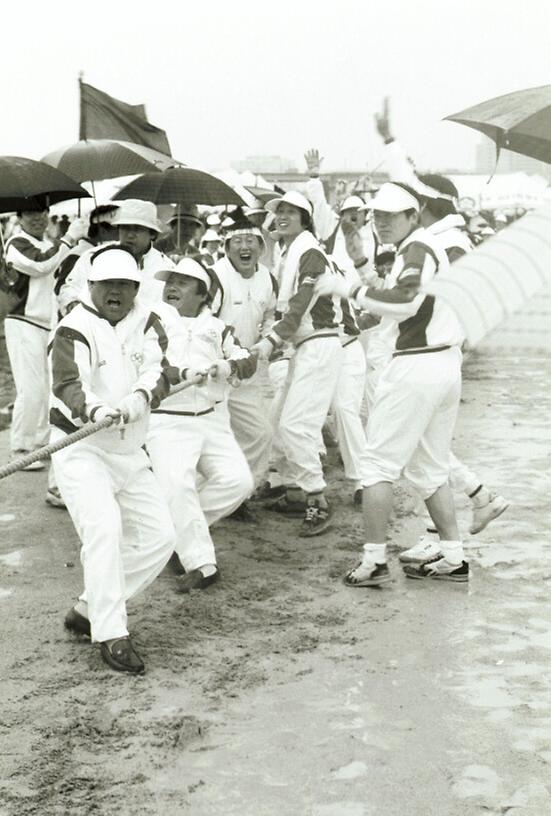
[404,571,469,583]
[298,518,332,537]
[343,572,392,587]
[178,568,220,593]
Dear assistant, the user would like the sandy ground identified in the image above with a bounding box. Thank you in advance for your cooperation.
[1,316,551,814]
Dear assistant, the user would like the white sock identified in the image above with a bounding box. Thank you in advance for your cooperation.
[198,563,217,577]
[75,600,89,619]
[469,485,492,507]
[363,542,387,564]
[439,540,464,565]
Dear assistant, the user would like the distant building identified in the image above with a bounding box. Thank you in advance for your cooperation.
[476,136,551,181]
[231,155,298,174]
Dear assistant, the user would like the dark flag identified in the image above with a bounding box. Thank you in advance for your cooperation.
[79,80,171,156]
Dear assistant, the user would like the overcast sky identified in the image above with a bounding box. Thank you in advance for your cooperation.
[2,0,551,175]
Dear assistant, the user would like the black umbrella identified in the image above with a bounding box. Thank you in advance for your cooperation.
[0,156,91,214]
[113,167,245,207]
[41,139,180,183]
[445,85,551,165]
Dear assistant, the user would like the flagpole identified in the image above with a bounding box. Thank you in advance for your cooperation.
[78,71,85,141]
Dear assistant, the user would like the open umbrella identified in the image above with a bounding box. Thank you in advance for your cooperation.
[0,155,91,214]
[41,139,181,183]
[445,85,551,165]
[113,167,245,207]
[245,186,283,205]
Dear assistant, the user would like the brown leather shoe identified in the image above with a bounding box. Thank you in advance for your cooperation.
[177,566,220,593]
[64,608,91,638]
[100,637,145,674]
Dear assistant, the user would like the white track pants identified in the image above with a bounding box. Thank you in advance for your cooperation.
[147,411,253,571]
[272,336,342,493]
[449,451,480,495]
[52,438,175,643]
[4,318,49,452]
[227,379,273,487]
[361,347,462,499]
[332,339,367,483]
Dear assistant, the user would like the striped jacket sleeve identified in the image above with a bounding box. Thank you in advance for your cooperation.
[134,313,171,408]
[268,248,327,343]
[221,325,258,380]
[7,236,70,278]
[50,326,105,424]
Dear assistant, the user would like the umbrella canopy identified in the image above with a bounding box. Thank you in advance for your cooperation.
[41,139,181,183]
[113,167,245,206]
[423,206,551,346]
[0,156,91,214]
[245,186,282,205]
[445,85,551,165]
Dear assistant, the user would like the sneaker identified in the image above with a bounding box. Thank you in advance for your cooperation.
[251,482,286,502]
[265,493,306,518]
[45,487,66,509]
[344,561,391,587]
[470,494,509,535]
[398,537,442,564]
[403,556,469,582]
[353,488,363,507]
[299,500,333,537]
[9,450,45,471]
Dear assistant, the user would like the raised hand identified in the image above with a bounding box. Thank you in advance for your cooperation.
[304,148,323,175]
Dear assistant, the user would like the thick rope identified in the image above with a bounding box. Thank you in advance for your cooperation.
[0,373,212,481]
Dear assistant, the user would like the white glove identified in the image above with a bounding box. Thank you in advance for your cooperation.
[65,217,89,245]
[181,367,208,383]
[209,360,232,380]
[90,404,121,424]
[251,338,275,361]
[117,391,148,424]
[313,271,354,300]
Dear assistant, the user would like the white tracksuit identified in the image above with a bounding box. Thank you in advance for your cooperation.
[266,231,343,494]
[356,227,465,498]
[212,256,277,486]
[4,230,71,451]
[147,304,255,571]
[49,298,175,642]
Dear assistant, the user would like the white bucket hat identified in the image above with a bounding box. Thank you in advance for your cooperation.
[111,199,161,233]
[366,183,421,213]
[88,246,141,282]
[265,190,313,217]
[340,194,365,212]
[154,256,212,289]
[201,229,222,244]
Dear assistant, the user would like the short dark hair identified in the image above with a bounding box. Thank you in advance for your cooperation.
[418,173,458,218]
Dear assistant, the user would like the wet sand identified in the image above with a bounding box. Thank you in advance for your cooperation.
[1,338,550,814]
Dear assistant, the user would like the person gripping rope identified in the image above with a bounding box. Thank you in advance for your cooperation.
[146,257,256,591]
[49,245,176,674]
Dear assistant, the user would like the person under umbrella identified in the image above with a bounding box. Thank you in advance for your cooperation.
[155,207,204,260]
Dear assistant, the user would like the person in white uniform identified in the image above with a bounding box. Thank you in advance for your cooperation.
[49,245,176,674]
[314,182,468,585]
[212,217,277,491]
[146,258,256,591]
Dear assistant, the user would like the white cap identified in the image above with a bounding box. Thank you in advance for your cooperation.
[154,257,212,289]
[494,211,507,223]
[201,229,221,244]
[366,182,421,213]
[88,246,141,282]
[206,213,222,226]
[340,195,365,212]
[265,190,313,217]
[111,199,161,233]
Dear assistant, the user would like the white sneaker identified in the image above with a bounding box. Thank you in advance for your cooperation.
[470,493,509,534]
[398,537,442,564]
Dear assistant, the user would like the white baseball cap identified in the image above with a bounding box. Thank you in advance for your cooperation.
[154,256,212,289]
[366,182,421,213]
[88,246,141,282]
[111,199,161,233]
[340,195,365,212]
[265,190,313,217]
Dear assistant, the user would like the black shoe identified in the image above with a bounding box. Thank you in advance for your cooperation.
[100,637,145,674]
[167,551,186,575]
[353,488,363,507]
[250,482,286,502]
[299,501,332,537]
[177,566,220,593]
[228,502,257,523]
[265,494,306,518]
[64,607,91,638]
[403,557,469,582]
[344,561,391,587]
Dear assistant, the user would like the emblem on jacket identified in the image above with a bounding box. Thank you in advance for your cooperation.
[130,351,144,366]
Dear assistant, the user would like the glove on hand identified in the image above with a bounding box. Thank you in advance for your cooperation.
[65,217,88,244]
[90,404,121,424]
[117,391,148,424]
[209,360,232,380]
[250,338,274,361]
[181,368,208,383]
